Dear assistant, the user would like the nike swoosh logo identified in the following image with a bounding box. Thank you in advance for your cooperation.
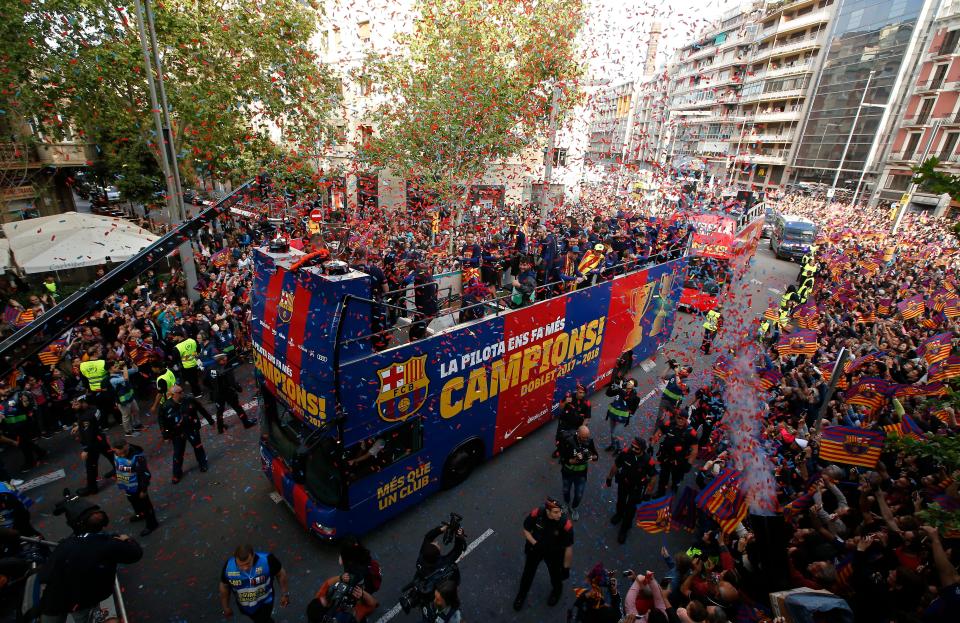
[504,422,523,438]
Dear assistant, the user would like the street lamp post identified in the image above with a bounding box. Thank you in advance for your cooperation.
[824,70,874,210]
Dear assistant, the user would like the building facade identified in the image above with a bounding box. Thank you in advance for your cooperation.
[876,0,960,214]
[790,0,939,190]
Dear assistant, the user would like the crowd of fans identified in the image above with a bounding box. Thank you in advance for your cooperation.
[1,180,959,623]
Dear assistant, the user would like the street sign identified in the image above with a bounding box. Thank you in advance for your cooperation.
[826,188,835,198]
[899,192,911,206]
[310,208,324,222]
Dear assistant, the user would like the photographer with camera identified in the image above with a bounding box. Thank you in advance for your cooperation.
[558,426,599,521]
[39,500,142,623]
[568,563,623,623]
[308,571,378,623]
[400,513,466,620]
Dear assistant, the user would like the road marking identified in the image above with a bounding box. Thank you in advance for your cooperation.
[374,528,495,623]
[269,492,283,504]
[19,468,66,492]
[199,399,258,429]
[768,287,783,295]
[639,359,657,372]
[638,383,664,406]
[750,279,763,286]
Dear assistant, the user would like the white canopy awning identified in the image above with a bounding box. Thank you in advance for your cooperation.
[3,212,159,274]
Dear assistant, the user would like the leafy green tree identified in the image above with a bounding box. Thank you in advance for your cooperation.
[0,0,338,200]
[911,157,960,200]
[359,0,585,206]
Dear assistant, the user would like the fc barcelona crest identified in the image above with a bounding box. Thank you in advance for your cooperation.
[376,355,429,422]
[278,289,295,323]
[843,435,870,455]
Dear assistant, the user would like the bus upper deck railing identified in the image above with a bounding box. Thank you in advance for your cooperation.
[336,244,690,355]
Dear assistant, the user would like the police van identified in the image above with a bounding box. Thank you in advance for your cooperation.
[769,214,817,262]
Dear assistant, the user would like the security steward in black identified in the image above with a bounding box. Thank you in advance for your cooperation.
[553,385,592,458]
[652,410,699,497]
[159,384,210,484]
[205,353,258,434]
[513,497,574,611]
[72,395,116,496]
[606,437,658,544]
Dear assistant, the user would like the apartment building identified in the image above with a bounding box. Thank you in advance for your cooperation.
[0,115,93,223]
[876,0,960,215]
[315,0,581,214]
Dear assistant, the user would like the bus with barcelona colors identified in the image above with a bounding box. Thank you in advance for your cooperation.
[678,200,765,314]
[252,242,688,537]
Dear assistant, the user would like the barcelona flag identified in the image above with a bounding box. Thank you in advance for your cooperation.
[713,355,731,380]
[777,329,818,357]
[819,426,885,468]
[894,382,948,399]
[792,301,819,329]
[695,468,749,534]
[933,409,954,426]
[757,368,782,391]
[928,356,960,383]
[897,295,925,320]
[211,248,230,268]
[37,338,67,366]
[634,495,673,534]
[877,298,893,316]
[846,350,882,374]
[882,415,923,440]
[944,297,960,319]
[920,333,954,366]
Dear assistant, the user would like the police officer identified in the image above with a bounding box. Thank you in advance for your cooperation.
[605,377,640,451]
[605,437,657,544]
[173,333,203,396]
[219,544,290,623]
[658,362,690,418]
[111,438,158,536]
[1,383,46,472]
[701,305,722,355]
[206,352,258,434]
[79,349,121,427]
[652,410,699,496]
[513,497,574,611]
[72,395,116,496]
[558,426,598,521]
[149,361,178,418]
[159,384,211,483]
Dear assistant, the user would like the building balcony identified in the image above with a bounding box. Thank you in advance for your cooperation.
[770,9,833,38]
[753,34,824,63]
[0,142,42,171]
[35,142,95,167]
[745,133,795,143]
[747,59,815,82]
[764,0,822,20]
[736,149,789,165]
[752,108,803,123]
[686,44,717,63]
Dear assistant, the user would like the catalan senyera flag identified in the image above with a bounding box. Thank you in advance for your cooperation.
[859,258,880,276]
[577,250,603,276]
[695,469,749,534]
[763,306,780,322]
[819,426,885,468]
[897,295,926,321]
[919,333,954,366]
[933,409,954,426]
[928,356,960,383]
[778,329,818,357]
[634,495,673,534]
[877,298,893,316]
[882,415,923,440]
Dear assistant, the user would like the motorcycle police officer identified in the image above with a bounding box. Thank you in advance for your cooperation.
[605,437,657,544]
[111,437,158,536]
[205,353,258,434]
[513,497,574,611]
[159,384,210,483]
[220,544,290,623]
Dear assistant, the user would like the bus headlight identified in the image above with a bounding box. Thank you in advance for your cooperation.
[312,522,336,537]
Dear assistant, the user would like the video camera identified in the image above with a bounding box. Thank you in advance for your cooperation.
[441,512,463,546]
[52,488,104,535]
[398,513,464,614]
[313,574,363,623]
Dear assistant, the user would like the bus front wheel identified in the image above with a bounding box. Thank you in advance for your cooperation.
[442,441,483,489]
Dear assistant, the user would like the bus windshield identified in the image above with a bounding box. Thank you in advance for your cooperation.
[262,390,342,507]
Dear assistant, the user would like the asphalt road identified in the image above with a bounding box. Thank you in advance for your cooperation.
[4,242,799,623]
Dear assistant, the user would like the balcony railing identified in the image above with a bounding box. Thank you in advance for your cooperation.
[35,142,94,167]
[0,142,42,169]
